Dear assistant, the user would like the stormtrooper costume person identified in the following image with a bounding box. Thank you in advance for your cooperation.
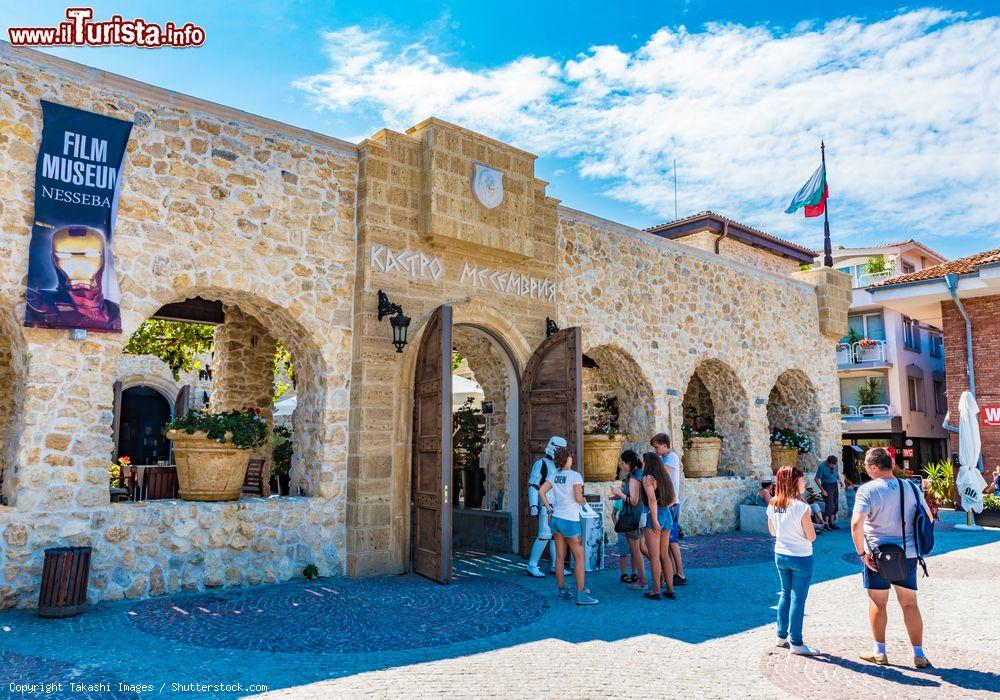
[526,435,568,578]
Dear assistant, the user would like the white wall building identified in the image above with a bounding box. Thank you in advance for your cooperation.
[820,240,949,479]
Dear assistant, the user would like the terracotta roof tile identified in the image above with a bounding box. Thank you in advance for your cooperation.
[645,210,817,257]
[869,247,1000,288]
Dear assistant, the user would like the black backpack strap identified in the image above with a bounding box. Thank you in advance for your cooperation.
[906,479,930,577]
[897,477,907,561]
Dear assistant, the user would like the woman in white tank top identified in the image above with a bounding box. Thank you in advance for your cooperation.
[767,465,819,656]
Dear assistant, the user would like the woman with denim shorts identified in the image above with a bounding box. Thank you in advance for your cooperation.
[538,447,598,605]
[640,452,677,600]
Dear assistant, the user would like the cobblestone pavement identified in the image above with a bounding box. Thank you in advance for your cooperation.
[1,526,997,699]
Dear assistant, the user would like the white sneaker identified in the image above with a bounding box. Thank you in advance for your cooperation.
[525,564,545,578]
[776,637,789,649]
[791,644,820,656]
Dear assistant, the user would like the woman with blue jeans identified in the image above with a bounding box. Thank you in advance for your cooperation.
[766,465,819,655]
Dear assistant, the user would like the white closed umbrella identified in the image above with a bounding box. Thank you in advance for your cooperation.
[956,390,986,529]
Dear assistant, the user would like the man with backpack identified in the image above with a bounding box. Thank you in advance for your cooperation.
[850,447,935,668]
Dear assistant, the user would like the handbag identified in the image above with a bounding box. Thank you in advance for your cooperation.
[614,485,641,533]
[868,479,909,583]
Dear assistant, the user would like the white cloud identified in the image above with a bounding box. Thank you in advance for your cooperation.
[294,11,1000,250]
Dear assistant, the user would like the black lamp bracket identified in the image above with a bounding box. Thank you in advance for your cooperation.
[378,290,404,321]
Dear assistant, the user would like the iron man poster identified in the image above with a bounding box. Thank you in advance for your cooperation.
[24,100,133,333]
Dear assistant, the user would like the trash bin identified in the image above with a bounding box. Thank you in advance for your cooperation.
[38,546,91,618]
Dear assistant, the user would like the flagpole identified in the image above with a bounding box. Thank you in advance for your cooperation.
[821,141,833,267]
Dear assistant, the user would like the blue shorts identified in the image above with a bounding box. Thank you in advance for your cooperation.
[669,503,681,543]
[862,556,918,591]
[642,506,673,532]
[550,516,581,539]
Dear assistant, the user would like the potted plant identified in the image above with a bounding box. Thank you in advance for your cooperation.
[269,425,293,496]
[453,398,487,508]
[682,425,723,478]
[855,377,884,407]
[582,394,622,482]
[769,428,814,474]
[923,459,955,511]
[165,408,268,501]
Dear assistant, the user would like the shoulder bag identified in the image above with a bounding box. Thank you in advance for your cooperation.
[614,481,641,533]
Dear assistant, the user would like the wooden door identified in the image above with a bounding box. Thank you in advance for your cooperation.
[111,380,123,459]
[411,306,454,582]
[518,327,583,558]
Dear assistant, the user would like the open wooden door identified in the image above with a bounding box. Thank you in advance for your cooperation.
[111,380,123,459]
[518,327,583,558]
[411,305,454,582]
[174,385,190,419]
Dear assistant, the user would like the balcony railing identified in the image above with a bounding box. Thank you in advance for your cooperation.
[842,403,894,420]
[854,267,897,289]
[837,339,888,366]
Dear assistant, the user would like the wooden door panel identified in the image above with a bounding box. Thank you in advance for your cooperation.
[518,327,583,558]
[410,305,453,583]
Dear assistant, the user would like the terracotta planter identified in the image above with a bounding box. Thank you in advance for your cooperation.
[770,445,799,475]
[683,437,722,478]
[167,430,253,501]
[582,434,623,482]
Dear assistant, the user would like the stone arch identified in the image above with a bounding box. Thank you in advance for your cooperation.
[123,285,335,500]
[767,368,822,471]
[115,354,184,410]
[680,359,752,475]
[580,344,656,457]
[387,297,532,572]
[0,303,28,506]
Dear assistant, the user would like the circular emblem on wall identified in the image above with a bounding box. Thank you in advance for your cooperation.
[471,163,504,209]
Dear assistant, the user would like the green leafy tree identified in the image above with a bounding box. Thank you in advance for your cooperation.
[274,342,295,401]
[123,319,214,380]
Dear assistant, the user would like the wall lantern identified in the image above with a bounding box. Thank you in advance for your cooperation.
[545,317,559,338]
[377,290,411,353]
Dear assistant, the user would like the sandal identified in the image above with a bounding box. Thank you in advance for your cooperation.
[629,574,640,583]
[644,591,661,600]
[620,573,631,583]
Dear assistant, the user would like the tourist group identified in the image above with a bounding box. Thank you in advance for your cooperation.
[530,434,936,669]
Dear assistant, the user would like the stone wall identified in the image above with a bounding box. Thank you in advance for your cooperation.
[767,369,823,472]
[669,230,802,277]
[0,497,339,608]
[557,208,843,483]
[0,46,357,605]
[0,309,27,506]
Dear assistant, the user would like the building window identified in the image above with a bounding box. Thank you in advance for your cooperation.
[902,261,916,274]
[903,316,922,352]
[908,376,925,412]
[933,380,946,414]
[846,312,886,341]
[929,333,943,357]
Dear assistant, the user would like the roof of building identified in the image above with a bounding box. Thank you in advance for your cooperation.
[869,246,1000,288]
[645,210,817,263]
[834,238,948,262]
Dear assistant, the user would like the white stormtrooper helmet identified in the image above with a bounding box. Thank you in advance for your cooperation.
[544,435,567,458]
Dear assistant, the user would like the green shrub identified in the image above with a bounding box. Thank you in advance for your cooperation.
[924,460,954,507]
[165,408,268,451]
[984,493,1000,512]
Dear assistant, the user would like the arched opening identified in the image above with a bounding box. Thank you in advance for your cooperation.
[116,386,172,465]
[0,309,27,506]
[118,290,328,501]
[767,369,821,471]
[450,324,520,553]
[581,344,656,471]
[680,359,752,475]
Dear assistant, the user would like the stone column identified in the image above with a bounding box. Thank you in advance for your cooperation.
[212,306,276,485]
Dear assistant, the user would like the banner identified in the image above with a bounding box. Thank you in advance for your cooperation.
[24,101,133,333]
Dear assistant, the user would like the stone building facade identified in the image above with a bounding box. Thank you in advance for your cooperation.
[0,45,849,607]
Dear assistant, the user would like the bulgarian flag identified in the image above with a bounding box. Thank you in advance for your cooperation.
[785,163,828,217]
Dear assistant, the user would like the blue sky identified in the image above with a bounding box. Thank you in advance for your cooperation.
[5,1,998,259]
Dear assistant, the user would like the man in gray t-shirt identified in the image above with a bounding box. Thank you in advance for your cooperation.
[851,447,933,669]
